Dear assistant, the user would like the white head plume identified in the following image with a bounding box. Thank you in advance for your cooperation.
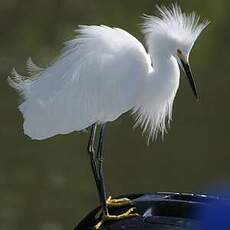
[142,4,209,60]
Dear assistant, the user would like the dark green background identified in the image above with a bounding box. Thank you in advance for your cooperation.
[0,0,229,229]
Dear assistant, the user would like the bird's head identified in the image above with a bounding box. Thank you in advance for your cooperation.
[142,4,209,100]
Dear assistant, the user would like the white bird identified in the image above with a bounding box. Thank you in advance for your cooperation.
[8,4,208,229]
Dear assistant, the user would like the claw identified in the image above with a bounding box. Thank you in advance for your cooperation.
[106,196,133,207]
[94,207,139,229]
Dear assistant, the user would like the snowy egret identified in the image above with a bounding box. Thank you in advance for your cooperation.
[8,4,208,229]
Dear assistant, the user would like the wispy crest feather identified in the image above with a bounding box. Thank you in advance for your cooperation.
[142,3,209,46]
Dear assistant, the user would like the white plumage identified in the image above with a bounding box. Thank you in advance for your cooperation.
[9,4,208,141]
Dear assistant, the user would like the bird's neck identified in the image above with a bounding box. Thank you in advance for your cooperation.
[149,44,172,70]
[141,50,180,104]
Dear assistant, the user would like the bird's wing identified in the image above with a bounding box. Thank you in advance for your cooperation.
[9,25,151,140]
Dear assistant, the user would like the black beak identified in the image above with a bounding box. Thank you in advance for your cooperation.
[180,59,199,101]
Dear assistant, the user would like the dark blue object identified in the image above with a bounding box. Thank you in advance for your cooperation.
[197,197,230,230]
[74,192,222,230]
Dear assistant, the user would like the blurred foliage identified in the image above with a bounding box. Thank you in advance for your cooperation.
[0,0,230,229]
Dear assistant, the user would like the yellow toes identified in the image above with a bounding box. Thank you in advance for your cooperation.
[106,196,132,207]
[94,207,139,229]
[104,207,139,220]
[94,196,138,229]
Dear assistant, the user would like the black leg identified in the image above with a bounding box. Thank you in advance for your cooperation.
[87,123,102,202]
[87,123,97,155]
[90,123,139,229]
[97,123,108,215]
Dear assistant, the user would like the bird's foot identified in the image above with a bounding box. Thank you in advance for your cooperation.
[106,196,132,207]
[94,196,133,219]
[94,207,139,229]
